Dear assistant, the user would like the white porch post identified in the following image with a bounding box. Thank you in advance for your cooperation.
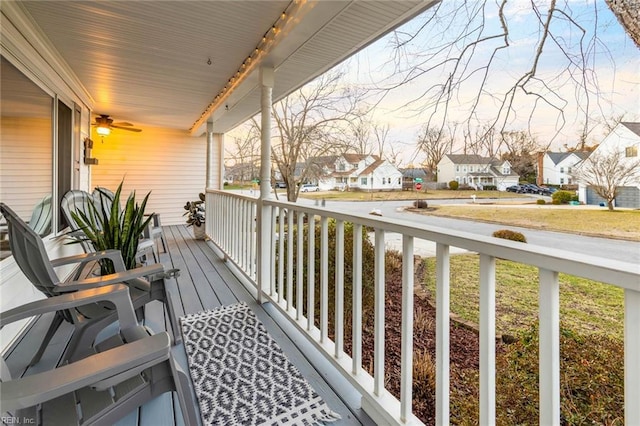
[257,66,274,303]
[205,124,224,190]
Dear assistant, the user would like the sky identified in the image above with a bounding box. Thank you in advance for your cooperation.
[345,0,640,166]
[226,0,639,168]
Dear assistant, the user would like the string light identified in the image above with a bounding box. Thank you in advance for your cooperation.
[190,0,307,132]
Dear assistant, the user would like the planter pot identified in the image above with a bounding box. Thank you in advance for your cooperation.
[192,223,206,240]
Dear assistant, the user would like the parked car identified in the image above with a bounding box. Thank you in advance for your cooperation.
[506,185,522,193]
[300,183,319,192]
[274,181,287,188]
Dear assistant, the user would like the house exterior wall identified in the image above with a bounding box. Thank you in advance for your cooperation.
[578,123,640,207]
[1,4,93,353]
[91,126,207,225]
[542,153,584,185]
[370,163,402,190]
[436,156,456,183]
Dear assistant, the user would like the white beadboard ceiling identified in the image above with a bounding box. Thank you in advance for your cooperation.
[19,1,437,136]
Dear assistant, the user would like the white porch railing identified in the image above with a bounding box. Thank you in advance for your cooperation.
[206,189,640,425]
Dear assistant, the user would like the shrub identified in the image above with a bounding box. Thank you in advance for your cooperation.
[413,200,428,209]
[552,190,574,204]
[449,180,459,190]
[536,199,546,205]
[492,229,527,243]
[483,185,497,191]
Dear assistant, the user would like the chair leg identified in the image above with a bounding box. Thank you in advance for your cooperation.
[29,312,64,366]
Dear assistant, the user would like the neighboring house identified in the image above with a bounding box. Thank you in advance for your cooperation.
[309,153,402,191]
[436,154,520,191]
[577,122,640,208]
[225,162,259,182]
[537,151,591,186]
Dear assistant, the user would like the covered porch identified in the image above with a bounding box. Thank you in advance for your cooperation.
[2,1,640,425]
[3,224,373,425]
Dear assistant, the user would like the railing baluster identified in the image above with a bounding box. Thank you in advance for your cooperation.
[241,200,247,270]
[270,205,277,296]
[320,216,329,343]
[278,208,285,303]
[352,223,363,375]
[479,254,496,425]
[400,235,414,422]
[287,208,294,312]
[335,220,344,358]
[307,214,316,331]
[436,243,450,424]
[204,191,639,426]
[374,229,385,396]
[539,268,560,425]
[625,288,640,424]
[297,211,304,320]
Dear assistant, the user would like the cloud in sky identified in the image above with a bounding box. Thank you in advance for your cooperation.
[348,0,639,159]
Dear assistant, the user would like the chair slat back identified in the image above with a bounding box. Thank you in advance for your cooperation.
[29,194,52,237]
[61,190,97,253]
[0,203,62,297]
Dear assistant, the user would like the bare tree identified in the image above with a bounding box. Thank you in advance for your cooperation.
[260,69,365,201]
[416,124,454,173]
[350,116,373,156]
[372,122,391,159]
[225,125,260,182]
[499,131,543,182]
[379,1,637,145]
[571,150,640,211]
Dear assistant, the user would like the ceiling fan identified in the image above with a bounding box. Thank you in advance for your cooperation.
[92,114,142,135]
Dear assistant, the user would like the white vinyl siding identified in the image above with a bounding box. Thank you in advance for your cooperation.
[92,126,207,225]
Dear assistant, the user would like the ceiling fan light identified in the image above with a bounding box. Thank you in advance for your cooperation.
[96,125,111,136]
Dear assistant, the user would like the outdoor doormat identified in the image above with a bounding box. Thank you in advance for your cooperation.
[180,302,341,425]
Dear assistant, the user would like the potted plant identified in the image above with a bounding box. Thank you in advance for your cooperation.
[184,192,206,239]
[69,180,153,274]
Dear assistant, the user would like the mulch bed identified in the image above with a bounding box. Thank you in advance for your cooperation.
[340,256,493,425]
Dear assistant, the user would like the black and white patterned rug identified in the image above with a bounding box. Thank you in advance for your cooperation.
[180,302,341,425]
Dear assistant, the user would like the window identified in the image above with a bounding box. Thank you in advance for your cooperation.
[626,146,638,157]
[456,165,460,172]
[469,165,474,172]
[560,178,565,184]
[361,177,368,186]
[560,167,564,173]
[567,166,572,174]
[0,57,53,227]
[502,166,510,174]
[463,166,467,173]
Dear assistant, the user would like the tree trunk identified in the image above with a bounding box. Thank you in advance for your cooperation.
[606,0,640,49]
[607,200,615,211]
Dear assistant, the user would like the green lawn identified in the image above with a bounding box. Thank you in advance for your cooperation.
[422,254,624,340]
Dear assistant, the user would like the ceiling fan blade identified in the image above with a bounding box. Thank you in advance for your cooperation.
[113,122,134,127]
[111,124,142,132]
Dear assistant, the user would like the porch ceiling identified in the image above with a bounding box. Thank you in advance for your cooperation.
[18,0,437,136]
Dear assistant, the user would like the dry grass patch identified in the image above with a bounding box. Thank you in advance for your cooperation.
[422,254,624,340]
[421,205,640,240]
[299,189,521,201]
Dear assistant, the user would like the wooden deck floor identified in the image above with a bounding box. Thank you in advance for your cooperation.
[4,225,373,426]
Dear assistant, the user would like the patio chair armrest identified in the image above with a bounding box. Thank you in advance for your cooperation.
[50,249,127,272]
[54,263,165,292]
[0,332,170,411]
[0,284,137,331]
